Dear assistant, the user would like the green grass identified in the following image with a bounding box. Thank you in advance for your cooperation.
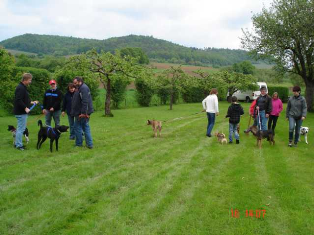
[0,102,313,234]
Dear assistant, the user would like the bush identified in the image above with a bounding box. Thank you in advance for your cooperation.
[268,86,289,103]
[135,77,154,107]
[111,78,128,109]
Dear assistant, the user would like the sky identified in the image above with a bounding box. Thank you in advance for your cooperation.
[0,0,273,49]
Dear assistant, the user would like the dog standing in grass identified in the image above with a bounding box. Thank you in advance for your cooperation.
[247,125,275,148]
[147,120,162,137]
[215,132,228,144]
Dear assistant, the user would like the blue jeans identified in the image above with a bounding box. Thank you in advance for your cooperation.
[67,115,75,139]
[206,113,216,136]
[256,110,268,131]
[45,110,61,127]
[289,117,303,144]
[229,123,239,142]
[74,116,93,147]
[15,114,28,148]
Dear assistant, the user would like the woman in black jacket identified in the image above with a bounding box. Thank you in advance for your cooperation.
[62,83,76,140]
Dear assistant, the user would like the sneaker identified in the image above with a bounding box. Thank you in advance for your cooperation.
[206,134,212,137]
[16,146,25,151]
[288,142,293,147]
[236,140,240,144]
[293,143,298,147]
[229,141,233,144]
[87,146,93,149]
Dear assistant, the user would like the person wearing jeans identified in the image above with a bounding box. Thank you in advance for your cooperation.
[226,96,244,144]
[202,88,219,137]
[62,83,76,140]
[13,73,38,150]
[71,77,94,149]
[255,86,272,131]
[43,80,63,127]
[286,86,307,147]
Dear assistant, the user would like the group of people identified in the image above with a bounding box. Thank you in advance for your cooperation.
[202,85,307,146]
[13,73,94,151]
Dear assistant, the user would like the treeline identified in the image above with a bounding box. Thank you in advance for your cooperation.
[1,34,256,67]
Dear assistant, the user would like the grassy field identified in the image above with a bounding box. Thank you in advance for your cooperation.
[0,102,313,235]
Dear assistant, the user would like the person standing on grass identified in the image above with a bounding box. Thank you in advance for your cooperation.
[42,80,63,127]
[62,83,76,140]
[268,92,283,135]
[13,73,39,151]
[254,86,272,131]
[202,88,219,137]
[226,96,244,144]
[71,77,94,149]
[286,86,307,147]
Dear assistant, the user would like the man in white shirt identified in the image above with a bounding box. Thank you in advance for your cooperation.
[202,88,219,137]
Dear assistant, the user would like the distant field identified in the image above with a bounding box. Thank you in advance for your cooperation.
[6,49,37,56]
[0,102,313,234]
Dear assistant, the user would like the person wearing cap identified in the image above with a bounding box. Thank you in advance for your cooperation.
[13,73,39,150]
[43,80,63,127]
[286,86,307,147]
[254,86,272,131]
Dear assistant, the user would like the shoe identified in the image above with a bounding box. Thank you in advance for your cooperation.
[16,146,26,151]
[87,146,93,149]
[206,134,212,137]
[293,143,298,147]
[288,142,293,147]
[229,141,233,144]
[236,140,239,144]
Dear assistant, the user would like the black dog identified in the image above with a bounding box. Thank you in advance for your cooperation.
[248,125,275,148]
[8,125,29,146]
[37,120,69,152]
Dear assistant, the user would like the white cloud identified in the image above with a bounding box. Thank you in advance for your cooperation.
[0,0,273,49]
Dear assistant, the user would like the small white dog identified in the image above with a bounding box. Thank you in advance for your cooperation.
[299,126,309,144]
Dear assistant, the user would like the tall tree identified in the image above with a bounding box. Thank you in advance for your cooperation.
[241,0,314,111]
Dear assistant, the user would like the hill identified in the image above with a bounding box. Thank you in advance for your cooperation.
[0,34,256,66]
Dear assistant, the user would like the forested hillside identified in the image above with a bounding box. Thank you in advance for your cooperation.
[0,34,255,66]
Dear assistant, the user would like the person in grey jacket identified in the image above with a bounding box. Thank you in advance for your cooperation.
[286,86,307,147]
[71,77,94,149]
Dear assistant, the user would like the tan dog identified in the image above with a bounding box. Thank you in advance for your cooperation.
[215,132,228,144]
[147,120,162,137]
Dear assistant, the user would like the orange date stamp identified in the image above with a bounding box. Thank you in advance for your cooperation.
[231,209,266,218]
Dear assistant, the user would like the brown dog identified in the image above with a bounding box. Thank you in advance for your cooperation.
[215,132,228,144]
[248,126,275,148]
[147,120,162,137]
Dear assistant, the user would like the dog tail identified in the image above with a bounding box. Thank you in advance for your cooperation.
[38,120,43,128]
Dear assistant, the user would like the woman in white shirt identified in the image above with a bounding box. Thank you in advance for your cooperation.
[202,88,219,137]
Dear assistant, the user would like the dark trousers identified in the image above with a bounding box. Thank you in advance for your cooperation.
[206,112,216,136]
[268,115,279,134]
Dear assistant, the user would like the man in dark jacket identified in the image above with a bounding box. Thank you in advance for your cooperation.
[226,96,244,144]
[13,73,38,150]
[254,86,272,131]
[71,77,94,149]
[43,79,63,127]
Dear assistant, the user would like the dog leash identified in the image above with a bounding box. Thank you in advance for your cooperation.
[163,111,203,123]
[257,109,262,131]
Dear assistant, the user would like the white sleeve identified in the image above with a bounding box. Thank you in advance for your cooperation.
[215,96,219,112]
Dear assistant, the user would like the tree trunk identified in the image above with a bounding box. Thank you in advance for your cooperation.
[305,80,314,112]
[105,78,113,117]
[170,90,173,110]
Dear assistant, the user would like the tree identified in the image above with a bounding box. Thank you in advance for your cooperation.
[242,0,314,111]
[0,48,16,112]
[84,50,135,116]
[157,66,186,110]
